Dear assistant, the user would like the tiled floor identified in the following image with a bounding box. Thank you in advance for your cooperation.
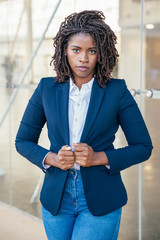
[0,87,159,239]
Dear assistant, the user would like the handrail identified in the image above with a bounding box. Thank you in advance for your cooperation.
[0,0,62,127]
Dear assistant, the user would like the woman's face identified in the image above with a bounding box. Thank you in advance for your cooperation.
[65,33,97,86]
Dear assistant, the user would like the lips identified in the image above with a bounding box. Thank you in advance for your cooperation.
[77,66,89,72]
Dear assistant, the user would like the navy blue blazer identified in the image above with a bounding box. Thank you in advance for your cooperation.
[15,77,153,216]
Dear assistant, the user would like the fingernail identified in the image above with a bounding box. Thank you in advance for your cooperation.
[66,147,71,150]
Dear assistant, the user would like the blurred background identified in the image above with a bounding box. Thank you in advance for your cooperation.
[0,0,159,239]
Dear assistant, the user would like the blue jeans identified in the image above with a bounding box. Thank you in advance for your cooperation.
[42,169,122,240]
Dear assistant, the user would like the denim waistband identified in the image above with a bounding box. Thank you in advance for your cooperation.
[68,168,81,178]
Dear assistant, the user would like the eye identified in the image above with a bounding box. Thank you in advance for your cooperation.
[73,49,80,53]
[89,49,97,54]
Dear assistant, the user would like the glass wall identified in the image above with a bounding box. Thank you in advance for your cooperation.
[142,0,160,239]
[117,0,160,239]
[0,0,159,239]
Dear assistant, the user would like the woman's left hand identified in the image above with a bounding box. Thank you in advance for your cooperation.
[73,143,97,167]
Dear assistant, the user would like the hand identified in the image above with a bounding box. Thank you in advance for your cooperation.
[73,143,97,167]
[73,143,109,168]
[44,145,74,170]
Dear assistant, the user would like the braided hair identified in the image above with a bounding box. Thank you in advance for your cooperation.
[50,10,119,87]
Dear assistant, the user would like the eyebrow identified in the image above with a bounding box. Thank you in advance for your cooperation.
[70,45,97,49]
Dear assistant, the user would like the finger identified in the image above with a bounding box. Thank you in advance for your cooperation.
[74,146,88,152]
[75,160,84,166]
[72,143,88,147]
[61,145,72,151]
[58,157,74,165]
[66,164,75,170]
[60,164,74,171]
[59,162,74,170]
[59,150,74,156]
[61,145,69,149]
[61,161,74,167]
[58,154,74,161]
[75,155,87,160]
[74,152,87,158]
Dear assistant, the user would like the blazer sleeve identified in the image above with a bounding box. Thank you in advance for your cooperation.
[105,80,153,175]
[15,78,50,171]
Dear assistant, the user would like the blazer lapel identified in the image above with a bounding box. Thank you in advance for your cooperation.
[56,81,70,145]
[80,79,106,142]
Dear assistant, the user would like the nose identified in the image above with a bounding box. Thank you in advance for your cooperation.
[79,52,88,63]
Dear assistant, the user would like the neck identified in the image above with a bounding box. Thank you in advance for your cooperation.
[74,77,93,90]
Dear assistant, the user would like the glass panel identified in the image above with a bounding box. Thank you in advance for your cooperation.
[117,0,142,239]
[0,0,60,217]
[142,0,160,239]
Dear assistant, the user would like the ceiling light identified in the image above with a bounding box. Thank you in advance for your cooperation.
[145,24,155,29]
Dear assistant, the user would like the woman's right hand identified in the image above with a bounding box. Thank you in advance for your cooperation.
[44,145,75,170]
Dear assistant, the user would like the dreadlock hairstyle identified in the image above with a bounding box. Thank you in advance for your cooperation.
[50,10,119,87]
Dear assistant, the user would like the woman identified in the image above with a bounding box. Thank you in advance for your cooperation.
[15,10,153,240]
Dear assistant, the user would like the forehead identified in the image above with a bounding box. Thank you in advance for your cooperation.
[67,33,96,46]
